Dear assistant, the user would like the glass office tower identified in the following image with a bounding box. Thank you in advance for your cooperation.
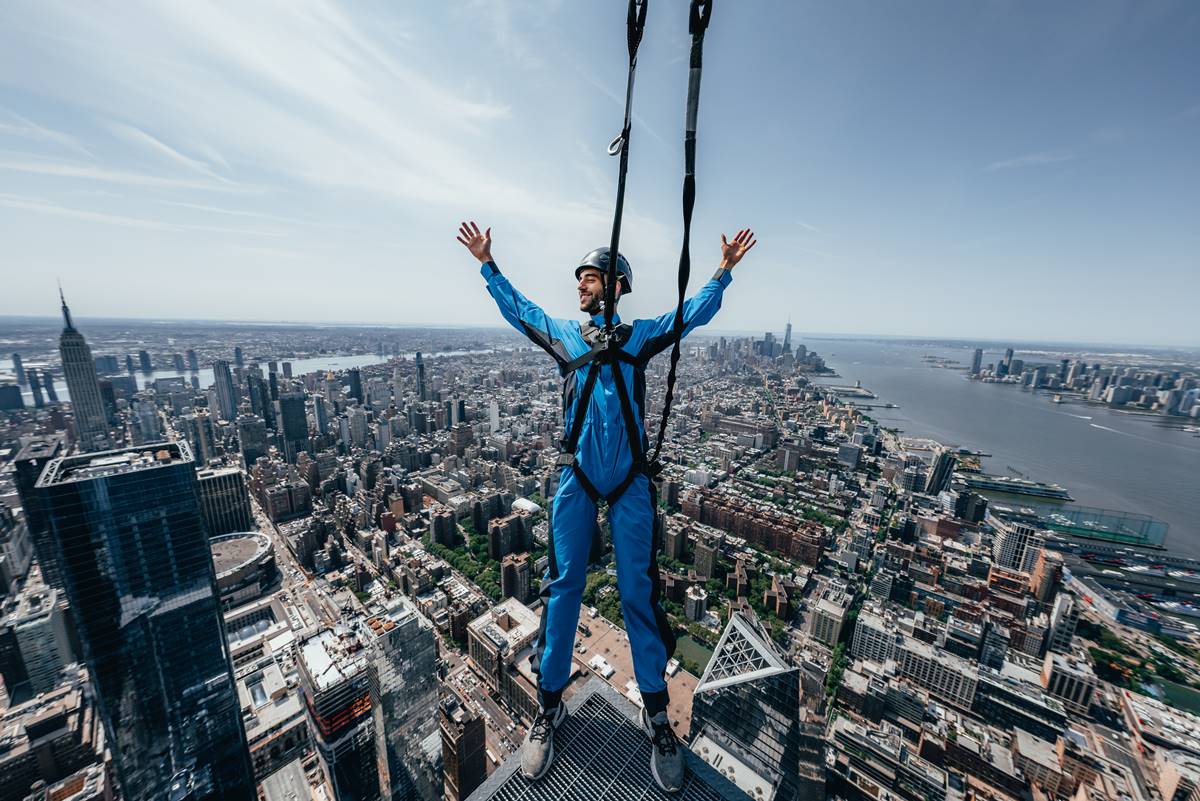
[36,442,255,801]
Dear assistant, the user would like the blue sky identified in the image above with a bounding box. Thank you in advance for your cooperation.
[0,1,1196,345]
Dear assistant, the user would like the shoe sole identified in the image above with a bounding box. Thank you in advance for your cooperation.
[641,709,684,794]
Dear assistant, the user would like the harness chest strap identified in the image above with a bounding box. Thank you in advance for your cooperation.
[556,327,652,506]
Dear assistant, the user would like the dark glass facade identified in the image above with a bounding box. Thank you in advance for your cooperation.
[689,612,826,801]
[36,443,255,801]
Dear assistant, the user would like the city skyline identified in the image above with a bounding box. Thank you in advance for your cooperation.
[3,307,1199,352]
[1,3,1197,345]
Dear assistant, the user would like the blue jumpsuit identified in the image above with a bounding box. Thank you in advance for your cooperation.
[480,260,733,714]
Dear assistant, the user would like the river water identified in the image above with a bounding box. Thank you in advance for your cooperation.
[807,339,1200,558]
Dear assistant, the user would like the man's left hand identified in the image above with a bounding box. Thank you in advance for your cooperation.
[720,228,756,269]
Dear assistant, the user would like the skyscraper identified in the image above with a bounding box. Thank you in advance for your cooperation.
[991,515,1047,573]
[236,413,269,467]
[414,353,426,401]
[441,690,486,801]
[298,626,381,800]
[138,350,152,372]
[924,447,956,495]
[13,435,65,588]
[970,348,983,376]
[348,368,364,404]
[36,442,255,801]
[213,359,238,422]
[783,318,792,352]
[58,291,111,452]
[365,598,441,801]
[11,352,25,385]
[313,396,329,435]
[233,346,244,370]
[41,370,59,403]
[279,391,308,462]
[28,371,45,408]
[690,609,826,801]
[186,349,199,372]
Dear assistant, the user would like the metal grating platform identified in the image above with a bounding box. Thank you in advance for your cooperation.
[465,679,751,801]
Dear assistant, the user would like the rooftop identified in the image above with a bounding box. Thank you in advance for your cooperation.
[210,532,271,575]
[464,678,750,801]
[298,626,369,693]
[37,442,193,487]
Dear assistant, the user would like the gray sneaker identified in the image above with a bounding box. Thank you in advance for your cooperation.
[521,703,567,781]
[641,708,686,793]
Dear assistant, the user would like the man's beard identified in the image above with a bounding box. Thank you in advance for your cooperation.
[580,292,603,315]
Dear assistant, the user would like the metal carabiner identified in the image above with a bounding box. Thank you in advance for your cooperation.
[607,132,624,156]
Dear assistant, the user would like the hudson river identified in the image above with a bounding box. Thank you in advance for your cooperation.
[808,339,1200,558]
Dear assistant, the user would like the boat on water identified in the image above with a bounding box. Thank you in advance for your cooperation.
[958,472,1074,500]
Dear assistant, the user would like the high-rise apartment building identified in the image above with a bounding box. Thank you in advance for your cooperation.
[500,552,531,603]
[36,442,254,800]
[991,514,1046,573]
[0,585,73,695]
[57,292,110,452]
[440,690,486,801]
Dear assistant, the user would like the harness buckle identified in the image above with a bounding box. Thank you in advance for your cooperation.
[555,452,576,468]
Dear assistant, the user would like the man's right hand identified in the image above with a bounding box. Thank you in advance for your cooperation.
[456,220,493,264]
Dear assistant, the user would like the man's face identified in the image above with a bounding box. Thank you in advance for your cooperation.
[577,268,620,314]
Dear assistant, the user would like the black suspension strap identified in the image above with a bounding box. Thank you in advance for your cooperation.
[603,0,648,335]
[649,0,712,471]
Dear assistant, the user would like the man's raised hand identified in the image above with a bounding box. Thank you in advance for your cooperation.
[720,228,757,270]
[456,221,493,264]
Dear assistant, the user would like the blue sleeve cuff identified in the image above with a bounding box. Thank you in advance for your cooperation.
[712,267,733,287]
[480,261,501,280]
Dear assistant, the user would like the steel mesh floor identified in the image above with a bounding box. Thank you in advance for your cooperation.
[466,679,750,801]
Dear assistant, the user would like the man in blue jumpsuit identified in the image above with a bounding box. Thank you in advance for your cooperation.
[456,221,756,793]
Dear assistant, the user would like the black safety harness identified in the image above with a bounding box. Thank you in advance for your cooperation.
[553,0,714,509]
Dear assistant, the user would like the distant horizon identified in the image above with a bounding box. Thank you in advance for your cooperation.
[1,312,1196,353]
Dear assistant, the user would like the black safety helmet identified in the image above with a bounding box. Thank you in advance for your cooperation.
[575,247,633,295]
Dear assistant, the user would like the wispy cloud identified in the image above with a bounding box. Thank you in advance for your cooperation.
[105,122,230,183]
[796,221,821,233]
[0,156,252,192]
[0,192,283,237]
[984,151,1078,172]
[0,110,94,158]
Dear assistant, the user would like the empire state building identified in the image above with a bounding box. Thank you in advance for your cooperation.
[58,289,111,452]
